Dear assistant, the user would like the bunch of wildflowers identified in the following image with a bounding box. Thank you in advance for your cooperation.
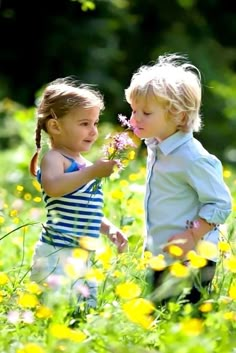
[92,114,136,193]
[102,114,136,172]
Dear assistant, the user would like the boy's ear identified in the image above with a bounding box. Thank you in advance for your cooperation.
[47,119,61,134]
[179,112,187,125]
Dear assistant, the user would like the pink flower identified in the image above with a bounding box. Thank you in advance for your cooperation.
[7,310,20,324]
[22,310,35,324]
[46,274,65,289]
[75,283,90,298]
[118,114,133,130]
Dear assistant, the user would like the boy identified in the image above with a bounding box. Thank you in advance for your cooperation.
[125,53,232,303]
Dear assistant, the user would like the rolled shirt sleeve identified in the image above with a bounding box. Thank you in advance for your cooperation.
[186,156,232,224]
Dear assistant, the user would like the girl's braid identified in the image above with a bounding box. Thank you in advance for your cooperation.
[35,120,42,152]
[29,120,42,176]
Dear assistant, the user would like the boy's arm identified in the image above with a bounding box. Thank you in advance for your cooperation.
[186,156,232,225]
[164,218,216,258]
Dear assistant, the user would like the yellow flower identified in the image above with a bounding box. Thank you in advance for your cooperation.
[149,254,167,271]
[50,324,86,342]
[32,179,41,192]
[223,169,231,178]
[168,245,183,257]
[123,298,155,316]
[13,217,20,224]
[18,293,39,308]
[0,216,5,224]
[110,190,124,200]
[122,298,155,329]
[108,146,115,155]
[122,159,129,167]
[85,268,105,282]
[233,202,236,212]
[229,284,236,300]
[66,329,87,343]
[199,302,213,313]
[96,246,113,269]
[25,282,42,295]
[0,272,9,285]
[223,311,236,321]
[224,255,236,273]
[136,262,146,271]
[33,197,42,203]
[180,318,203,336]
[170,262,189,278]
[50,323,71,339]
[16,343,45,353]
[196,241,218,259]
[144,251,153,259]
[16,185,24,192]
[72,248,89,262]
[128,150,135,160]
[187,251,207,268]
[128,173,139,181]
[36,305,53,319]
[218,241,231,253]
[112,270,122,278]
[10,209,18,217]
[24,193,32,201]
[115,282,141,299]
[119,180,129,188]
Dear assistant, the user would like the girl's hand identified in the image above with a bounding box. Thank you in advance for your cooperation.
[92,159,117,178]
[108,227,128,253]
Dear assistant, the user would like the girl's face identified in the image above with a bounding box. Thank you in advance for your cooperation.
[129,97,177,142]
[52,106,100,154]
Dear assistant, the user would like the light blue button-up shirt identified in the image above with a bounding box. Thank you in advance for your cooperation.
[144,131,232,260]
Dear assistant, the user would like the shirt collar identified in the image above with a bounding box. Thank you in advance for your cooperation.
[145,131,193,155]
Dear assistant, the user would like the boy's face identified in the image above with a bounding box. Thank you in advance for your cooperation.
[129,97,177,142]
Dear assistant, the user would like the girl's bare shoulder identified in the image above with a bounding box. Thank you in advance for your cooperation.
[40,150,64,165]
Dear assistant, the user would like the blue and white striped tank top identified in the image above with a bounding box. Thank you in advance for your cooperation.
[38,156,104,248]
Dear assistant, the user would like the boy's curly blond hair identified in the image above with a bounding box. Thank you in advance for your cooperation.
[125,53,202,132]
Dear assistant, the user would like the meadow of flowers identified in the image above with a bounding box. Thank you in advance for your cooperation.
[0,105,236,353]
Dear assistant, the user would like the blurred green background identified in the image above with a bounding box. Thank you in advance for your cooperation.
[1,0,236,165]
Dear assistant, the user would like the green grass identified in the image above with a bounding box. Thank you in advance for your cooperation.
[0,123,236,353]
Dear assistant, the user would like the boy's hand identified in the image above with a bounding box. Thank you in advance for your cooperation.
[164,230,196,259]
[164,218,215,259]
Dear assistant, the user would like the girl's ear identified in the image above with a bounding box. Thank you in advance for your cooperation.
[47,119,61,134]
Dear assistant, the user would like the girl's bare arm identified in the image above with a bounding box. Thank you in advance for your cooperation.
[40,151,116,197]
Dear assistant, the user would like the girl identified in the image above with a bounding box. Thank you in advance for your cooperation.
[30,77,127,309]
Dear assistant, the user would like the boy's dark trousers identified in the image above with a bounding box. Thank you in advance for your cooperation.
[150,260,216,305]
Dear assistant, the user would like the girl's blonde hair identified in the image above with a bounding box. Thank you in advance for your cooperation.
[125,53,202,132]
[30,77,104,176]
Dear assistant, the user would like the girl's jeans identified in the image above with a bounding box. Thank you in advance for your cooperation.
[30,241,97,309]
